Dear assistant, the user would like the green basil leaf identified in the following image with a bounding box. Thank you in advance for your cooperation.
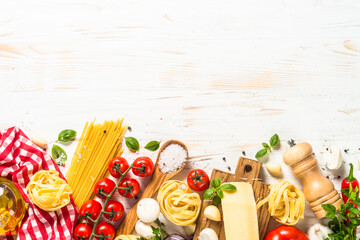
[220,183,237,192]
[212,195,221,206]
[255,148,267,158]
[217,188,224,199]
[210,179,216,187]
[144,141,160,151]
[262,142,270,149]
[270,134,280,147]
[125,137,140,151]
[51,144,67,166]
[204,188,216,199]
[57,129,77,143]
[213,177,221,188]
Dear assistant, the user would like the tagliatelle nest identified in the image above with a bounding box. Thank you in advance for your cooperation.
[257,180,305,225]
[157,180,201,226]
[26,170,72,211]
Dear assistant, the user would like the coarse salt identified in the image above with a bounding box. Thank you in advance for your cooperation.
[159,144,187,174]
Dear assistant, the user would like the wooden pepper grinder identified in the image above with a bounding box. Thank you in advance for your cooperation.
[283,140,343,219]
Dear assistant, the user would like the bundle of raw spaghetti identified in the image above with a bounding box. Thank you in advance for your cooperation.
[66,119,127,208]
[256,180,305,225]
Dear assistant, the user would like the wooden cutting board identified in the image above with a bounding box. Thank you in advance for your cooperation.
[193,157,270,240]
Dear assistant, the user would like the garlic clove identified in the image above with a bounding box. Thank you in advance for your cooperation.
[265,164,282,177]
[204,205,221,221]
[324,146,342,170]
[31,133,48,148]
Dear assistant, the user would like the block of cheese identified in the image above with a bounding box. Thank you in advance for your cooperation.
[222,182,259,240]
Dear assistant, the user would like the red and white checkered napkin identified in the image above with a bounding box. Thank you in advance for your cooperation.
[0,127,79,240]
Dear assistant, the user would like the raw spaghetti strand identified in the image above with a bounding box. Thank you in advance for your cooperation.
[66,119,127,208]
[157,180,201,226]
[256,180,305,225]
[26,170,72,211]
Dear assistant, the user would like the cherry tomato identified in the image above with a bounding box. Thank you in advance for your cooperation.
[94,222,115,240]
[108,157,129,178]
[265,225,309,240]
[80,200,102,221]
[94,178,115,200]
[187,169,210,192]
[132,157,154,177]
[103,200,124,221]
[118,178,140,198]
[73,223,93,240]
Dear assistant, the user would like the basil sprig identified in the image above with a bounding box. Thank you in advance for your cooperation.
[204,177,237,206]
[51,144,67,166]
[255,134,280,161]
[145,141,160,151]
[125,137,140,151]
[57,129,77,143]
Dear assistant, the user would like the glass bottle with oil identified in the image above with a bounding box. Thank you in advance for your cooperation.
[0,178,26,234]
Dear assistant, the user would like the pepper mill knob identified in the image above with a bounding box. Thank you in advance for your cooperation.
[283,142,343,219]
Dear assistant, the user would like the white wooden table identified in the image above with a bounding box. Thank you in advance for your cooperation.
[1,0,360,235]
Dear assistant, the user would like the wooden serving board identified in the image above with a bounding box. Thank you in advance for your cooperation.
[193,157,270,240]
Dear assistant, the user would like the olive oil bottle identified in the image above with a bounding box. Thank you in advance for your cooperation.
[0,178,26,234]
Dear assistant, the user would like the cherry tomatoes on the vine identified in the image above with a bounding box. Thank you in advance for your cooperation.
[103,200,124,221]
[132,157,154,177]
[80,200,102,221]
[94,178,115,200]
[118,178,140,198]
[108,157,129,178]
[94,222,115,240]
[187,169,210,192]
[73,223,93,240]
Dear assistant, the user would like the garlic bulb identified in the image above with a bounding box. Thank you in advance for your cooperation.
[307,223,333,240]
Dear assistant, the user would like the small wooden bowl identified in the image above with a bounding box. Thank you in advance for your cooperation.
[116,140,189,235]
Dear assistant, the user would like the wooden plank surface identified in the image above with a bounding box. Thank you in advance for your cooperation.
[0,0,360,235]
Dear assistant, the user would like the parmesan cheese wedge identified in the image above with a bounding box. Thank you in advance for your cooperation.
[222,182,259,240]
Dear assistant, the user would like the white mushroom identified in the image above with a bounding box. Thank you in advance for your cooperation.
[137,198,160,223]
[324,146,342,170]
[135,220,156,239]
[199,228,218,240]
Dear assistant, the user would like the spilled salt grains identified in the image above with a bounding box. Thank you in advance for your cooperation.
[158,144,187,174]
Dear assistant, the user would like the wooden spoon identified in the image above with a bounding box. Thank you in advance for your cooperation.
[116,139,189,235]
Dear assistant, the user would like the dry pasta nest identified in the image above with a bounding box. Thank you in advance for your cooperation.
[115,235,138,240]
[257,180,305,225]
[26,170,72,211]
[157,180,201,226]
